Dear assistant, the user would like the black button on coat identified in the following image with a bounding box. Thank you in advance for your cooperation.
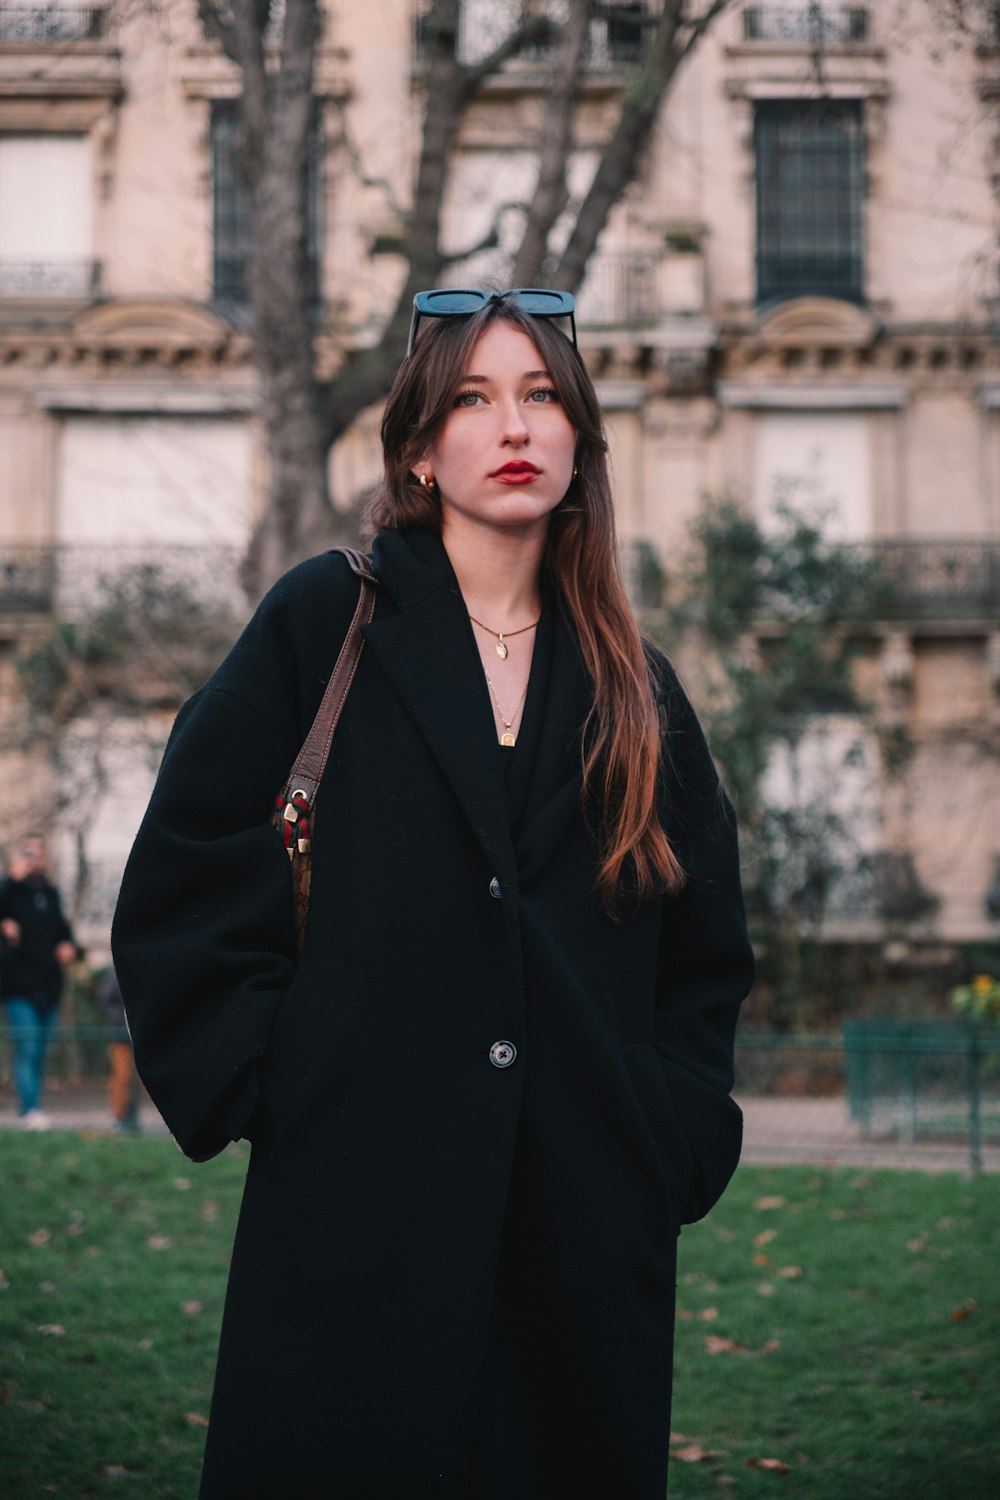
[112,527,754,1499]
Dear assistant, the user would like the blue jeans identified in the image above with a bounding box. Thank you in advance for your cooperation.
[3,998,55,1115]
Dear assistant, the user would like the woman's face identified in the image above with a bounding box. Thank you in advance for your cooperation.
[416,321,576,543]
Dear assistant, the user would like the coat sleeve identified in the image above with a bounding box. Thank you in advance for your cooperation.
[111,554,359,1161]
[651,652,755,1224]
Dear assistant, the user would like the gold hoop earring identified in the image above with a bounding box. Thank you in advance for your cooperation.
[419,472,436,492]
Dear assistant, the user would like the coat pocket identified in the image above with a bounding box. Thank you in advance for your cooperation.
[620,1043,695,1226]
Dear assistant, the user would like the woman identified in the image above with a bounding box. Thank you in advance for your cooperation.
[112,289,753,1499]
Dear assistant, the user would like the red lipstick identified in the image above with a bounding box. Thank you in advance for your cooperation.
[491,461,541,484]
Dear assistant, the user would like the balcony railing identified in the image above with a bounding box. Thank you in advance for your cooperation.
[869,539,1000,622]
[0,4,106,42]
[627,538,1000,621]
[576,252,660,327]
[415,0,649,70]
[0,259,101,299]
[743,4,870,44]
[0,544,245,619]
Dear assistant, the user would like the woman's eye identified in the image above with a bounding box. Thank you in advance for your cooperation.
[454,389,484,407]
[527,386,558,403]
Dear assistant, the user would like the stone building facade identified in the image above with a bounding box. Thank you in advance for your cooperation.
[0,0,997,949]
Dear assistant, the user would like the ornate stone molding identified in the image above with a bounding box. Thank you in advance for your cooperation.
[755,296,880,348]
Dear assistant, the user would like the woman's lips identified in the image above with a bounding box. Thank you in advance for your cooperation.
[491,463,541,485]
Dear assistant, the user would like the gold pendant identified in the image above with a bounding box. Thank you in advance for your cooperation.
[496,640,508,659]
[501,731,515,747]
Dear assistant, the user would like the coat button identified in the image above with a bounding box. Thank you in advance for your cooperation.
[489,877,502,900]
[489,1040,517,1069]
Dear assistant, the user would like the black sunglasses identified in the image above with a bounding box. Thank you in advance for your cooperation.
[406,287,577,357]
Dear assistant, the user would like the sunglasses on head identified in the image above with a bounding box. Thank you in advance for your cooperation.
[406,288,577,358]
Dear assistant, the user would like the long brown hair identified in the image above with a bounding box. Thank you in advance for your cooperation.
[367,296,685,911]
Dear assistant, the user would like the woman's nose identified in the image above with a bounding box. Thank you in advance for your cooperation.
[498,398,529,445]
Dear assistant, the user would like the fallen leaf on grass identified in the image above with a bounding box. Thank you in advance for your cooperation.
[907,1234,928,1253]
[696,1307,719,1321]
[705,1336,751,1355]
[778,1265,804,1279]
[182,1301,203,1317]
[757,1282,775,1296]
[27,1229,51,1247]
[951,1299,976,1321]
[40,1282,57,1294]
[752,1253,771,1266]
[37,1324,65,1337]
[754,1196,786,1211]
[200,1201,219,1223]
[174,1177,192,1191]
[754,1229,777,1246]
[146,1236,173,1251]
[185,1412,209,1428]
[747,1457,791,1473]
[103,1465,129,1478]
[137,1338,153,1351]
[671,1443,727,1463]
[763,1339,781,1353]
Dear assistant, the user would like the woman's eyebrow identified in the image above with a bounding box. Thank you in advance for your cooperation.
[459,368,552,383]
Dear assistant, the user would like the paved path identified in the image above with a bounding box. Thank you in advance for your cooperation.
[2,1084,995,1172]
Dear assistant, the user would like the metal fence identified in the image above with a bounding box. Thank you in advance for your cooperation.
[3,1022,998,1171]
[735,1027,1000,1173]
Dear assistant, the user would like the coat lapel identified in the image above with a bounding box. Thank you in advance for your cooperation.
[363,529,593,906]
[362,530,520,905]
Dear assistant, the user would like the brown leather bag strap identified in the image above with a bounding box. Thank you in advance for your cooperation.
[279,548,378,810]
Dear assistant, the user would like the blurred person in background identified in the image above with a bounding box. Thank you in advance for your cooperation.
[0,834,80,1129]
[94,964,141,1135]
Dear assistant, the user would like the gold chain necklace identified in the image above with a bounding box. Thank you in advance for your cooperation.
[484,667,529,747]
[468,612,540,660]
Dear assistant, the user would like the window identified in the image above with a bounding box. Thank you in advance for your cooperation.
[754,99,864,306]
[753,412,872,539]
[210,100,323,316]
[416,1,648,70]
[0,135,97,297]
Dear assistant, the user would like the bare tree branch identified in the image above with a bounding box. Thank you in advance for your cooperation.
[550,0,706,292]
[678,0,732,60]
[511,0,596,285]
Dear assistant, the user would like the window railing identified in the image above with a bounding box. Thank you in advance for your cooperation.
[743,4,870,44]
[0,4,106,42]
[0,259,101,299]
[414,0,649,70]
[576,251,660,327]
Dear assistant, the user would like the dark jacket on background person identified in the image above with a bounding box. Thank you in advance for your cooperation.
[0,874,76,1012]
[111,527,754,1500]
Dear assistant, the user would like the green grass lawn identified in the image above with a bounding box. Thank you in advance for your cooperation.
[1,1136,997,1498]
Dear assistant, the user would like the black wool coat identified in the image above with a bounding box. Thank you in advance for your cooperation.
[112,527,754,1500]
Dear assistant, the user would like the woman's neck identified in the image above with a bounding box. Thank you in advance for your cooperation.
[441,518,546,626]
